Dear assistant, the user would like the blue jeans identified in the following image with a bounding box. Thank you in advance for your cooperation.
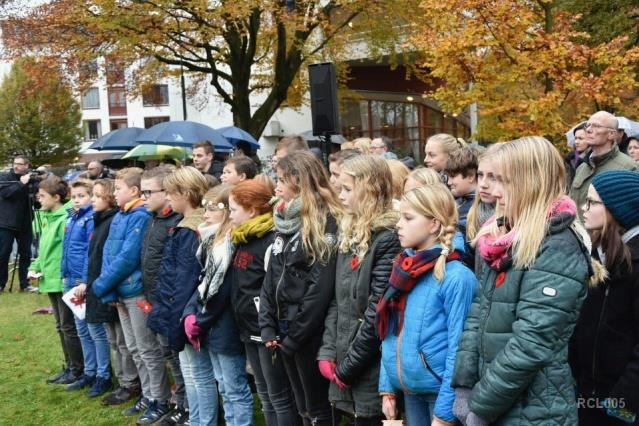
[180,345,218,426]
[210,351,253,426]
[74,316,96,377]
[403,393,436,426]
[86,322,111,379]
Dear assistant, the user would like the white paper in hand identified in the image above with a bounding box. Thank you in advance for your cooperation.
[382,421,404,426]
[62,290,86,320]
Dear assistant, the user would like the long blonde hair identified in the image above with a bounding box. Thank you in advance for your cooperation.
[466,142,504,240]
[476,137,567,269]
[404,167,442,190]
[339,155,395,258]
[402,183,458,281]
[203,184,234,246]
[276,151,344,265]
[428,133,467,155]
[386,159,410,199]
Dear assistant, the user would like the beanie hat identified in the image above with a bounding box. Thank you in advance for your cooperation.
[591,170,639,230]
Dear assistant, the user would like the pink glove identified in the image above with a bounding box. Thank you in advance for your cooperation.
[333,373,348,391]
[184,315,202,350]
[318,360,336,382]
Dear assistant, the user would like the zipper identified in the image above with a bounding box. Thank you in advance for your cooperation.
[420,352,443,383]
[591,285,610,395]
[275,233,298,321]
[479,269,497,372]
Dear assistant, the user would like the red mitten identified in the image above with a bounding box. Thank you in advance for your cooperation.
[318,359,336,381]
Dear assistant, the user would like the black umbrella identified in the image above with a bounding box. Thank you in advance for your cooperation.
[88,127,144,151]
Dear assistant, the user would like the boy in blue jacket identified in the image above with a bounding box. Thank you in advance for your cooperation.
[90,168,160,424]
[61,179,97,392]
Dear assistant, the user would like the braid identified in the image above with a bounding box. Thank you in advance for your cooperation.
[434,224,457,282]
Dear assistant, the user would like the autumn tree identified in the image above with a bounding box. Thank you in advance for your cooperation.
[0,59,82,166]
[1,0,414,139]
[409,0,639,142]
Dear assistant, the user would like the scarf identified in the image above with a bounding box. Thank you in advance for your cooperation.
[477,201,495,227]
[376,246,461,340]
[197,224,235,307]
[273,197,302,235]
[231,212,274,245]
[477,196,577,270]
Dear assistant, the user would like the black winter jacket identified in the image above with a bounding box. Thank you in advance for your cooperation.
[231,231,275,343]
[140,208,182,302]
[85,209,118,324]
[0,170,33,232]
[259,216,338,356]
[570,233,639,413]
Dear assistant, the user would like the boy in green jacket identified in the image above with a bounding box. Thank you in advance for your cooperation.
[29,177,84,385]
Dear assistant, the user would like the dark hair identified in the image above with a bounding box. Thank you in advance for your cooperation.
[38,176,68,202]
[141,164,176,188]
[328,148,361,165]
[573,122,587,136]
[592,211,632,273]
[445,146,478,178]
[276,135,309,154]
[14,154,29,165]
[225,155,257,180]
[193,140,214,155]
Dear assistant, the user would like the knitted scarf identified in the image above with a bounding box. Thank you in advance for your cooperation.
[477,201,495,227]
[273,197,302,236]
[231,212,274,245]
[376,246,461,340]
[477,196,577,270]
[196,224,235,307]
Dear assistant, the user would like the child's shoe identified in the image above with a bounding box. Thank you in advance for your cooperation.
[123,396,150,416]
[46,367,69,384]
[102,385,141,405]
[157,406,188,426]
[66,374,96,391]
[87,376,113,398]
[136,400,170,425]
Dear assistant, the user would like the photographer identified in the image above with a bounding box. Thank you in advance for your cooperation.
[0,155,38,293]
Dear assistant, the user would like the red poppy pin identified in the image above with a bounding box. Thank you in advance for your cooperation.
[351,255,360,270]
[495,271,507,288]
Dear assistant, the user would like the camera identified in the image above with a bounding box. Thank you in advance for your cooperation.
[28,169,46,183]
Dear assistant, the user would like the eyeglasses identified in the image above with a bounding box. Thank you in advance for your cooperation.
[584,122,617,131]
[584,198,604,211]
[13,162,26,166]
[140,189,164,198]
[203,201,225,212]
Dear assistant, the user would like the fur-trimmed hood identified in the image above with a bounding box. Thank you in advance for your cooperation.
[371,210,400,233]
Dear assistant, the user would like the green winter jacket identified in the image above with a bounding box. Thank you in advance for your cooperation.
[452,216,591,425]
[570,145,637,222]
[29,202,71,294]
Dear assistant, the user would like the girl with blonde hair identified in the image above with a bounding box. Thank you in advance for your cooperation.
[378,183,476,425]
[318,155,401,423]
[386,159,410,201]
[404,167,443,192]
[260,151,343,425]
[452,137,593,426]
[424,133,466,173]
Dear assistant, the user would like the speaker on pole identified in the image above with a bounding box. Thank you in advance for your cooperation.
[309,62,340,136]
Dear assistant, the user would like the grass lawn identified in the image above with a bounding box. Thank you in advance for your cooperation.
[0,290,267,426]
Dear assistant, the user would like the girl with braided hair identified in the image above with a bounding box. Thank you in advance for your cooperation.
[377,183,476,425]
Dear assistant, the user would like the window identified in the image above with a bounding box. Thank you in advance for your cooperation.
[108,88,127,116]
[144,116,170,128]
[83,120,102,141]
[143,84,169,106]
[81,88,100,109]
[110,119,128,131]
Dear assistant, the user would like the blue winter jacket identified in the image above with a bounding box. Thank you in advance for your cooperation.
[92,200,151,304]
[60,204,94,291]
[379,235,476,423]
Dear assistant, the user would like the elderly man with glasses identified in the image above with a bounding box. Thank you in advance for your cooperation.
[570,111,637,221]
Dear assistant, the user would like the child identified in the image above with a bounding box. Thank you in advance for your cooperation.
[182,184,254,426]
[145,167,207,424]
[386,159,410,202]
[260,151,343,425]
[403,167,442,193]
[318,155,402,423]
[328,149,361,192]
[90,168,158,423]
[452,137,592,426]
[29,177,84,385]
[378,184,476,425]
[444,146,478,234]
[139,165,186,423]
[83,179,140,403]
[424,133,466,177]
[61,180,100,393]
[229,180,298,426]
[220,156,258,185]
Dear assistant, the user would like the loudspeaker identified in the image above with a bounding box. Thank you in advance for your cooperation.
[309,62,340,136]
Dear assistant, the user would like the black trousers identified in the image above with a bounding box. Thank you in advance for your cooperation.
[48,292,84,376]
[0,227,32,289]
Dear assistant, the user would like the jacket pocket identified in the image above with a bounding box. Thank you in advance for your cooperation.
[420,351,443,383]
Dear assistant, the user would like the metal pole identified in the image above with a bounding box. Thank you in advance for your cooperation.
[176,16,188,121]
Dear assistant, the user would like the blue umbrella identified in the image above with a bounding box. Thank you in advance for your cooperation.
[88,127,144,151]
[217,126,260,150]
[135,120,234,151]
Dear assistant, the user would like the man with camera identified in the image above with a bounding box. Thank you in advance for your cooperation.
[0,155,38,293]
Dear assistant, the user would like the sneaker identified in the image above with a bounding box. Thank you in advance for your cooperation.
[137,400,170,425]
[157,407,188,426]
[87,376,113,398]
[55,369,82,385]
[123,396,150,417]
[102,385,141,406]
[66,374,95,391]
[46,367,69,384]
[21,285,39,293]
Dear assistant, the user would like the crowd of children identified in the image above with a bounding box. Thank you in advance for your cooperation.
[26,119,639,426]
